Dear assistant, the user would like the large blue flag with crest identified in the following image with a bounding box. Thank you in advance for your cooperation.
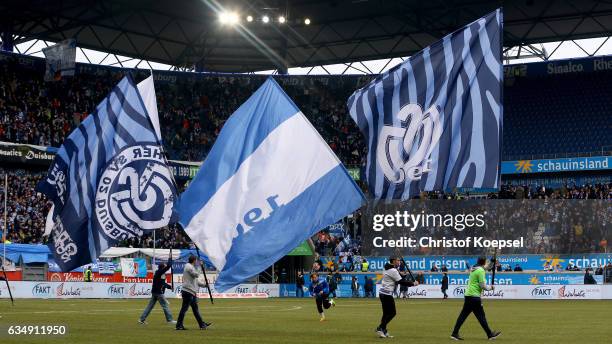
[38,75,177,271]
[348,9,503,200]
[179,78,365,291]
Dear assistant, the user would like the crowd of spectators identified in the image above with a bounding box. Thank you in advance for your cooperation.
[0,55,365,164]
[0,169,50,244]
[495,183,612,200]
[0,54,609,255]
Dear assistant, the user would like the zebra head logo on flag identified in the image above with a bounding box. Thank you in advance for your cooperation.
[348,9,503,200]
[377,103,443,183]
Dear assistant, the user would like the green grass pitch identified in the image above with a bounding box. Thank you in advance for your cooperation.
[1,298,610,343]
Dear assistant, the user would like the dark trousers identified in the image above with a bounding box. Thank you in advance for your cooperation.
[442,288,448,299]
[176,291,204,328]
[378,293,396,331]
[315,294,331,313]
[452,296,492,336]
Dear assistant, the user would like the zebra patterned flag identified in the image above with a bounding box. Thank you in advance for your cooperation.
[348,9,503,200]
[38,75,177,271]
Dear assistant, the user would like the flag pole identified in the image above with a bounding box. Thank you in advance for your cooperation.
[491,248,498,287]
[141,70,213,304]
[152,229,156,266]
[196,247,214,304]
[1,263,13,305]
[137,71,178,291]
[1,178,14,307]
[169,243,174,291]
[3,174,7,257]
[400,257,416,282]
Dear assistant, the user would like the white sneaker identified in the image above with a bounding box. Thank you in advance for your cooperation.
[138,320,147,325]
[330,299,336,307]
[319,314,326,322]
[167,320,177,324]
[376,328,386,338]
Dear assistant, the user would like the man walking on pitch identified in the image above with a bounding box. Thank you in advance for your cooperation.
[176,255,211,330]
[309,273,336,321]
[139,258,175,325]
[450,256,501,340]
[376,257,418,338]
[441,272,449,299]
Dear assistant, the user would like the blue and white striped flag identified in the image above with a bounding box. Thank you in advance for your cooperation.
[348,9,503,200]
[178,78,365,291]
[38,75,177,271]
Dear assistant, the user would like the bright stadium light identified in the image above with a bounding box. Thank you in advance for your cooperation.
[278,16,286,24]
[262,15,270,23]
[246,15,253,22]
[219,11,239,25]
[304,18,311,25]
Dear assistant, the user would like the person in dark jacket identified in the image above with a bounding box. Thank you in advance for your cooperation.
[364,276,374,298]
[441,272,449,299]
[139,258,175,324]
[328,274,338,298]
[351,276,360,297]
[584,268,597,285]
[296,271,305,298]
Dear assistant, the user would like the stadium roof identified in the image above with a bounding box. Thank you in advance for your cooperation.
[2,0,612,72]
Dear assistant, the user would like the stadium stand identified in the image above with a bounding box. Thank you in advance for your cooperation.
[503,71,612,159]
[0,169,49,244]
[0,52,610,252]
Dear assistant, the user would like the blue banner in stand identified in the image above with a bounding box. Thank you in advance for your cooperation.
[299,272,603,296]
[320,254,612,272]
[501,156,610,174]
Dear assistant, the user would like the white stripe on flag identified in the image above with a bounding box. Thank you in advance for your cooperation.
[137,75,162,142]
[184,112,340,270]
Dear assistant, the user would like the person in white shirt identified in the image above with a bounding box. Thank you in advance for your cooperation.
[175,255,211,330]
[376,257,418,338]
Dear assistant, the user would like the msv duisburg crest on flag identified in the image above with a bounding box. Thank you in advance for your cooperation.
[348,9,503,200]
[38,75,177,271]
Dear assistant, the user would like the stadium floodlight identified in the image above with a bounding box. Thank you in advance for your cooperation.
[304,18,311,25]
[246,15,253,22]
[219,11,239,25]
[262,15,270,23]
[278,16,286,24]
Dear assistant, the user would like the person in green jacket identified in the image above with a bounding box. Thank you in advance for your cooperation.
[83,266,93,282]
[450,256,501,341]
[361,259,369,272]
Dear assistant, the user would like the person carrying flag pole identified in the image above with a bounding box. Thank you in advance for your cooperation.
[175,255,212,331]
[138,257,175,325]
[450,256,501,341]
[376,256,418,338]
